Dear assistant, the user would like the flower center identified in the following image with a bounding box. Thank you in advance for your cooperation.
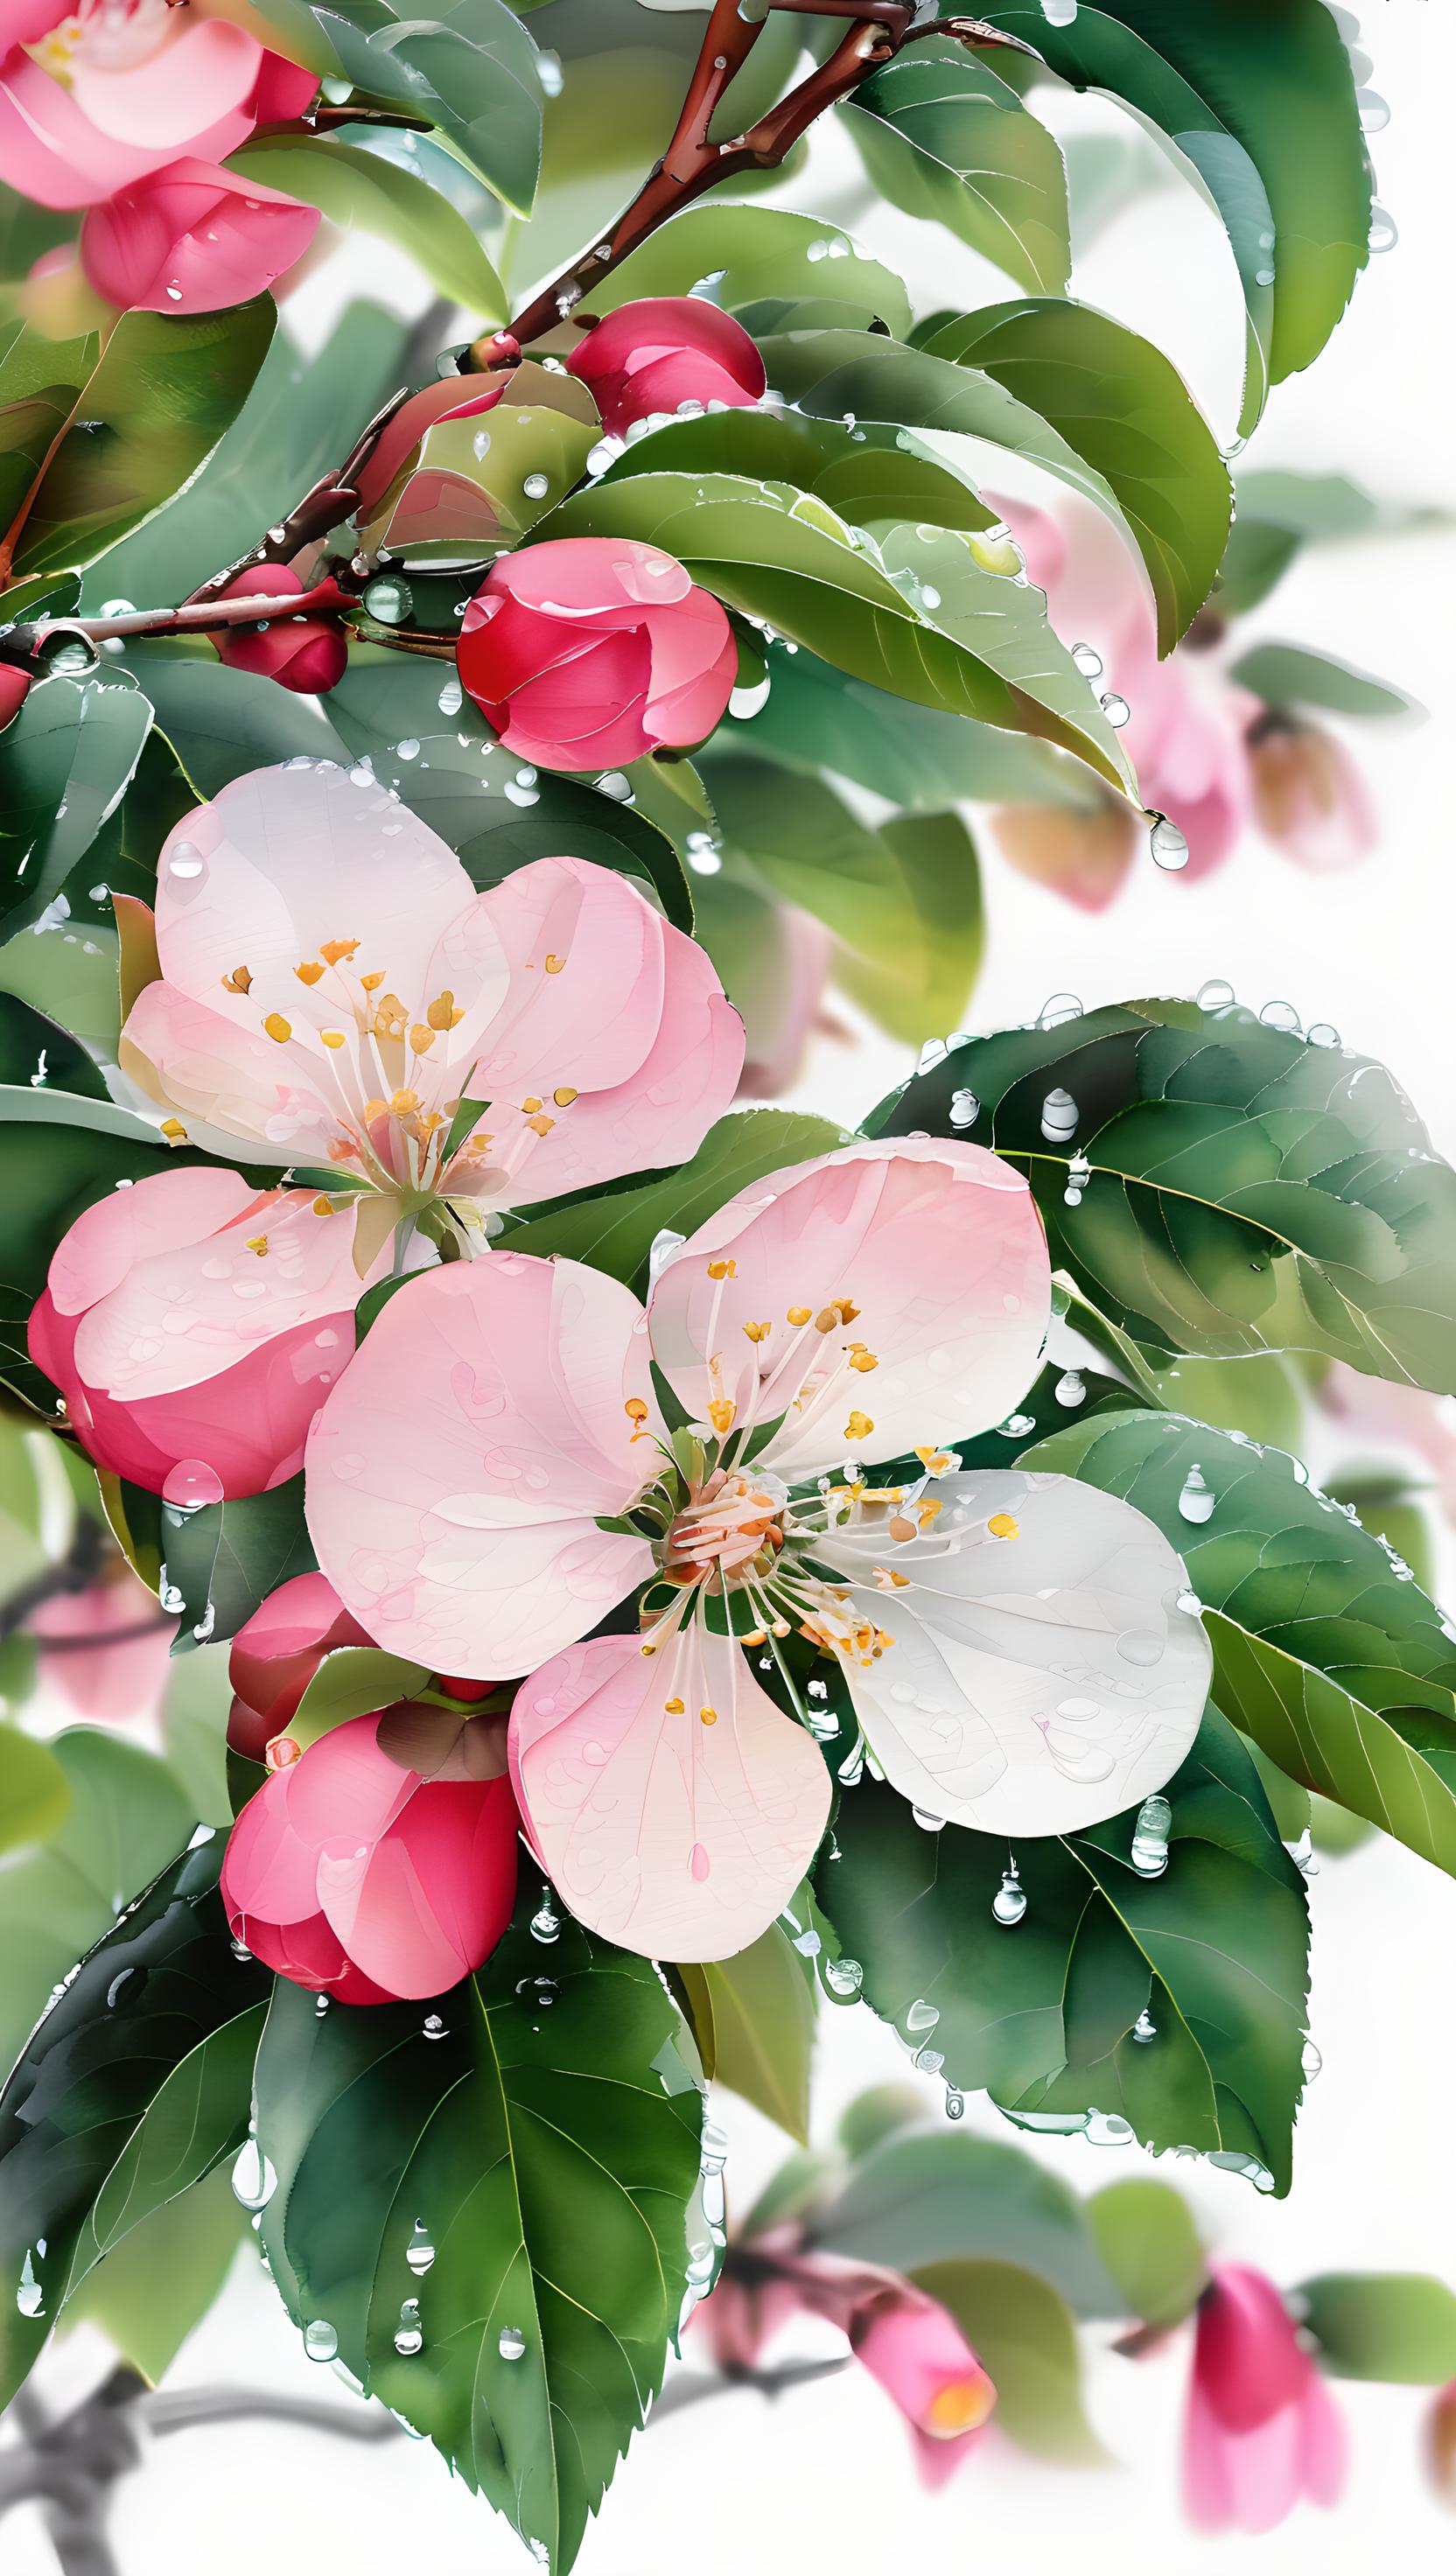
[32,0,172,80]
[661,1470,790,1589]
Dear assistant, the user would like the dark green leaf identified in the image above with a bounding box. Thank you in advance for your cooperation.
[162,1476,318,1656]
[312,0,542,214]
[228,137,506,316]
[0,668,151,939]
[116,646,347,797]
[810,2126,1121,2317]
[913,2258,1103,2461]
[0,987,106,1099]
[255,1900,704,2573]
[594,205,911,338]
[676,1922,816,2144]
[978,0,1371,438]
[1020,1406,1456,1882]
[545,472,1134,793]
[813,1712,1309,2193]
[866,999,1456,1390]
[504,1108,844,1292]
[843,44,1070,294]
[8,300,275,581]
[1230,640,1420,722]
[0,1833,267,2405]
[600,402,996,539]
[1086,2176,1208,2327]
[1296,2272,1456,2384]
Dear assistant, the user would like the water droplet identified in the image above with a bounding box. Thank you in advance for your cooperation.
[16,2250,44,2319]
[1178,1465,1214,1525]
[232,2139,277,2211]
[1063,1149,1090,1207]
[167,841,206,882]
[912,1807,946,1832]
[1260,998,1300,1032]
[363,575,413,626]
[162,1457,223,1514]
[406,2223,436,2276]
[1287,1827,1320,1880]
[1302,2038,1322,2082]
[1357,88,1390,133]
[394,2300,424,2356]
[522,472,550,500]
[423,2012,447,2040]
[992,1868,1026,1927]
[906,1997,940,2035]
[685,830,721,875]
[825,1956,863,1998]
[729,673,771,720]
[1130,1795,1172,1877]
[437,675,463,718]
[530,1897,561,1944]
[1196,977,1236,1012]
[1071,640,1102,679]
[998,1413,1035,1438]
[1369,202,1398,253]
[314,1993,330,2019]
[1132,2008,1157,2045]
[948,1088,979,1130]
[304,2319,339,2362]
[1306,1022,1340,1048]
[944,2088,964,2120]
[1040,0,1079,23]
[1086,2110,1134,2146]
[499,2325,526,2361]
[1039,992,1082,1028]
[1054,1369,1086,1409]
[396,737,420,760]
[1100,692,1131,729]
[918,1037,948,1075]
[1150,816,1189,872]
[1040,1088,1078,1144]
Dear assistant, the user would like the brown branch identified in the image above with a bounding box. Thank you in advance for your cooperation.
[7,577,356,665]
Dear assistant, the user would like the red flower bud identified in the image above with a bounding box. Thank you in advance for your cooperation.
[0,663,30,729]
[212,564,348,696]
[566,296,765,432]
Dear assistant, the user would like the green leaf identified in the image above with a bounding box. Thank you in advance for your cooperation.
[843,44,1071,295]
[361,361,599,563]
[813,1712,1310,2194]
[1086,2176,1208,2328]
[1229,640,1420,722]
[594,206,912,339]
[160,1476,318,1655]
[255,1900,704,2575]
[810,2127,1121,2317]
[0,1721,70,1857]
[913,2258,1104,2462]
[228,137,507,317]
[701,756,983,1049]
[718,642,1102,812]
[315,0,543,215]
[978,0,1371,438]
[834,2085,925,2164]
[83,304,406,612]
[290,1644,431,1754]
[545,472,1134,794]
[504,1108,843,1292]
[116,646,346,796]
[1295,2272,1456,2384]
[676,1922,816,2144]
[762,305,1230,653]
[599,402,997,540]
[0,1834,268,2405]
[866,999,1456,1391]
[325,648,692,932]
[1215,468,1441,617]
[5,300,275,582]
[0,668,151,940]
[162,1645,234,1830]
[64,2162,248,2384]
[0,986,106,1099]
[1019,1407,1456,1884]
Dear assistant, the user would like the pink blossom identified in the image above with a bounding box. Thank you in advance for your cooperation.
[29,1161,382,1500]
[221,1704,519,2003]
[1183,2266,1348,2533]
[118,757,742,1229]
[226,1568,374,1766]
[28,1570,171,1721]
[209,565,349,695]
[306,1138,1208,1960]
[458,536,737,770]
[79,155,318,315]
[566,297,766,433]
[0,0,316,212]
[1248,715,1377,871]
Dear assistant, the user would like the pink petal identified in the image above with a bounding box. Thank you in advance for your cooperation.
[69,18,262,153]
[0,57,171,207]
[305,1255,658,1675]
[30,1574,172,1723]
[44,1161,259,1318]
[80,157,319,315]
[851,2289,995,2482]
[121,979,343,1161]
[647,1138,1051,1480]
[1250,720,1377,872]
[1194,2267,1314,2431]
[641,586,737,747]
[495,537,693,624]
[248,52,320,123]
[508,1624,830,1962]
[229,1569,374,1754]
[566,298,765,432]
[317,1770,518,1998]
[467,853,667,1098]
[500,634,657,770]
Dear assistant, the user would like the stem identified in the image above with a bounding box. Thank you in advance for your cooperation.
[4,578,357,668]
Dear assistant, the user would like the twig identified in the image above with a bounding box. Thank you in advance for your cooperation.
[650,2355,853,2421]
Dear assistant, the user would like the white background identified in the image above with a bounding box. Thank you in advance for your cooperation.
[9,3,1456,2568]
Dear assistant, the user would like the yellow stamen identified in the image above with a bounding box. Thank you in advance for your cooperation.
[522,1096,542,1114]
[312,1195,333,1216]
[294,960,325,985]
[363,1098,388,1124]
[708,1397,735,1435]
[263,1012,291,1044]
[742,1629,766,1648]
[360,970,385,992]
[221,965,251,995]
[699,1707,718,1726]
[743,1320,771,1344]
[159,1118,186,1142]
[987,1511,1019,1540]
[526,1113,555,1138]
[815,1306,839,1334]
[319,938,359,967]
[320,1030,346,1049]
[409,1025,436,1055]
[426,990,456,1031]
[888,1514,916,1543]
[849,1349,878,1372]
[844,1411,874,1441]
[918,1500,942,1529]
[245,1236,268,1256]
[553,1087,578,1108]
[544,953,565,974]
[388,1089,419,1116]
[625,1397,649,1427]
[664,1697,685,1715]
[874,1566,911,1589]
[707,1259,736,1281]
[787,1305,811,1326]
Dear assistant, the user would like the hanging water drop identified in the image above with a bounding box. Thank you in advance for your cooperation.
[1040,0,1079,24]
[363,574,414,626]
[16,2250,44,2319]
[423,2012,447,2040]
[1064,1150,1090,1207]
[1196,976,1235,1012]
[406,2222,436,2276]
[231,2138,277,2212]
[530,1894,561,1943]
[1357,88,1390,133]
[1086,2110,1135,2146]
[944,2088,965,2121]
[912,1807,946,1832]
[1070,640,1102,679]
[1100,692,1131,729]
[1368,203,1398,253]
[1054,1369,1086,1409]
[992,1868,1026,1927]
[948,1088,979,1130]
[1040,1088,1078,1143]
[394,2299,424,2356]
[1178,1465,1214,1525]
[499,2325,527,2361]
[1132,2008,1157,2045]
[1130,1794,1172,1877]
[304,2319,339,2362]
[918,1037,948,1075]
[825,1956,864,1998]
[1150,817,1189,872]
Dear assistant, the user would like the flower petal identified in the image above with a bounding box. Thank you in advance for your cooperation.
[316,1769,518,1998]
[69,18,262,151]
[305,1254,658,1675]
[120,977,342,1160]
[820,1470,1209,1836]
[647,1138,1050,1480]
[509,1624,830,1961]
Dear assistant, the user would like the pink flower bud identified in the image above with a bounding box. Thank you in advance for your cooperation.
[566,296,765,432]
[458,536,736,769]
[228,1571,376,1766]
[0,663,29,729]
[1183,2266,1347,2532]
[850,2288,997,2488]
[353,377,507,522]
[220,1707,520,2004]
[212,564,349,696]
[1248,714,1377,872]
[80,156,318,316]
[28,1572,172,1723]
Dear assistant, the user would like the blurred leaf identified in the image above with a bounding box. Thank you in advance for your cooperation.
[1230,640,1420,722]
[162,1646,234,1830]
[1063,130,1180,254]
[815,1712,1309,2194]
[65,2161,247,2383]
[0,1721,71,1857]
[1297,2272,1456,2384]
[0,914,123,1055]
[810,2127,1121,2317]
[4,301,275,582]
[843,44,1070,294]
[0,1835,267,2405]
[1217,469,1444,614]
[867,999,1456,1390]
[835,2085,926,2164]
[230,136,507,316]
[595,205,912,337]
[914,2258,1104,2462]
[677,1922,816,2144]
[255,1898,704,2576]
[547,473,1134,793]
[0,668,151,940]
[1086,2177,1208,2328]
[1023,1407,1456,1884]
[978,0,1370,438]
[505,1108,843,1292]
